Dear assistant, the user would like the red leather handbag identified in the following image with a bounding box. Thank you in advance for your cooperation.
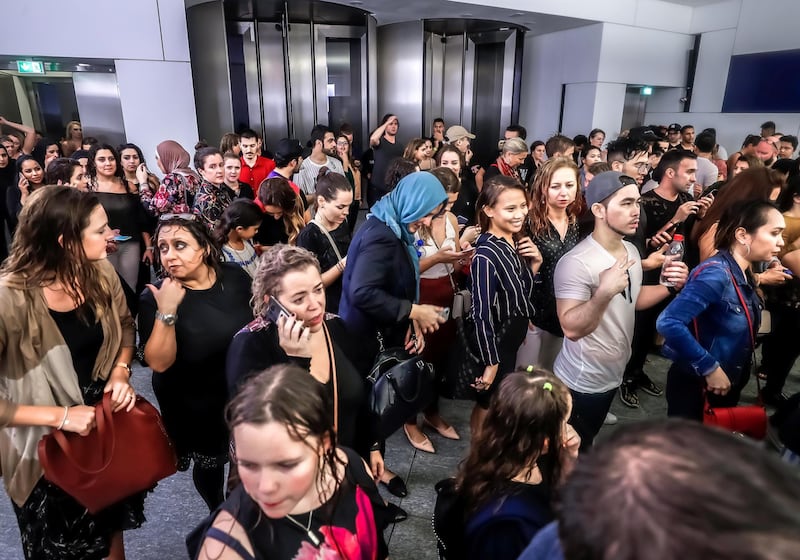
[38,392,177,513]
[697,266,767,440]
[703,397,767,439]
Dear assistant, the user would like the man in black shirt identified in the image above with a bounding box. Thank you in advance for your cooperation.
[620,151,713,408]
[367,113,403,207]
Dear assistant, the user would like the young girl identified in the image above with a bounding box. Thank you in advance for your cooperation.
[190,364,390,560]
[470,175,539,432]
[453,370,579,560]
[214,199,262,278]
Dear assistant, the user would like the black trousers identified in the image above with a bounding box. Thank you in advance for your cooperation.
[569,387,616,451]
[760,305,800,397]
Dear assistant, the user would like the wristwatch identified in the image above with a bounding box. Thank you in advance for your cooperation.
[155,311,177,326]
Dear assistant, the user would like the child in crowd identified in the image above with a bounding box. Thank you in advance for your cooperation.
[214,199,262,278]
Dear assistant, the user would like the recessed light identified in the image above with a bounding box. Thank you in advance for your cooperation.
[460,12,473,17]
[510,12,525,17]
[350,0,363,4]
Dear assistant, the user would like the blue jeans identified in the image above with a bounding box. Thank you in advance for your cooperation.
[568,387,616,451]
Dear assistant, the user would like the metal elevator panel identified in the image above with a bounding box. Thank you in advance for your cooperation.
[442,34,465,128]
[286,23,316,140]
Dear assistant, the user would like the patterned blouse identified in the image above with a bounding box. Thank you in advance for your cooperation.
[192,180,234,229]
[531,219,580,336]
[141,171,200,216]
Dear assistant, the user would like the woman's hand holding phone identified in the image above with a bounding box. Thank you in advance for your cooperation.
[276,314,312,358]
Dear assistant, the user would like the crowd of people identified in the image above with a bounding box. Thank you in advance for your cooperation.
[0,112,799,560]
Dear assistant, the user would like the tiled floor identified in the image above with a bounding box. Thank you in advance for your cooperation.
[0,349,796,560]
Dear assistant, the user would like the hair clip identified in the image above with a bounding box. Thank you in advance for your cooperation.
[542,382,553,392]
[415,239,425,246]
[526,365,534,373]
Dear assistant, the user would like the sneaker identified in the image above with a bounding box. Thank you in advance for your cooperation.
[619,383,640,408]
[637,373,663,397]
[603,412,618,425]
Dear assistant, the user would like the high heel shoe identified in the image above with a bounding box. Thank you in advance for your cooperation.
[380,476,408,498]
[403,424,436,453]
[423,416,460,440]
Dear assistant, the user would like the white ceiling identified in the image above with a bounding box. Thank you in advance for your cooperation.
[659,0,730,5]
[325,0,594,34]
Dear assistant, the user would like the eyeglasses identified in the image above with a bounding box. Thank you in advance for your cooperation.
[158,213,198,222]
[631,162,650,173]
[336,141,349,146]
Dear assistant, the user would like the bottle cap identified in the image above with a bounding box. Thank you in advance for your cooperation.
[673,234,684,242]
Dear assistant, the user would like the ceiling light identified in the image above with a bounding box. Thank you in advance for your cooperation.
[460,13,473,17]
[510,12,525,17]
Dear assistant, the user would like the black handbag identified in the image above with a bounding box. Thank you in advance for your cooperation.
[368,332,437,439]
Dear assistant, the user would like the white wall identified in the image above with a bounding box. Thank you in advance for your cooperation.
[645,0,800,155]
[518,24,602,141]
[0,0,198,173]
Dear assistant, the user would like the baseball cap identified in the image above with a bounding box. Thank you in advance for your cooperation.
[273,138,303,161]
[446,125,476,142]
[667,123,681,132]
[585,171,639,206]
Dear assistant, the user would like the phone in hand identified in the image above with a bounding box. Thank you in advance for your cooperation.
[265,296,294,325]
[439,308,451,321]
[113,235,132,242]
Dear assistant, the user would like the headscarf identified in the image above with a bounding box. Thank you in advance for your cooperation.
[156,140,197,178]
[369,171,447,298]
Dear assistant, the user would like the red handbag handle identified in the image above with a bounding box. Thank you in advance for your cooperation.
[50,393,117,475]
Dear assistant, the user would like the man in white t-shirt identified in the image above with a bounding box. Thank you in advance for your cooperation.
[295,124,345,205]
[553,172,689,448]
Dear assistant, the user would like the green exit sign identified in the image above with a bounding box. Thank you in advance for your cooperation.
[16,61,44,74]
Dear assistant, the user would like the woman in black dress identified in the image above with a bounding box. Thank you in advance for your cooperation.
[295,169,352,313]
[139,215,253,512]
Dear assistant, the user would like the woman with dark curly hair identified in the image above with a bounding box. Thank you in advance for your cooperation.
[138,214,253,512]
[453,370,579,560]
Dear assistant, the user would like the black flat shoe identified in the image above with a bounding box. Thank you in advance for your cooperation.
[386,502,408,523]
[381,475,408,498]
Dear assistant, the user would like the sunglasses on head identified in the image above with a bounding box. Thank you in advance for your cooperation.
[158,213,198,223]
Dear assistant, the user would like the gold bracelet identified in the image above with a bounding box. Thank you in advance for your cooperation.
[115,362,132,375]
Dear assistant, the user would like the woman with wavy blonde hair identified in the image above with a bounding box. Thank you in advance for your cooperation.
[517,157,583,371]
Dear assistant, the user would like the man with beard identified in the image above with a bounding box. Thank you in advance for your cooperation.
[666,123,682,149]
[295,124,345,205]
[238,129,275,190]
[620,151,710,409]
[553,172,689,448]
[755,137,778,167]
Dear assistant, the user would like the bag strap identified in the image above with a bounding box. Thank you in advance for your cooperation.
[203,527,256,560]
[322,322,338,434]
[312,219,344,262]
[428,228,457,287]
[724,267,755,351]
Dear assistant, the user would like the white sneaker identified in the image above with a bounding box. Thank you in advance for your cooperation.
[604,412,618,425]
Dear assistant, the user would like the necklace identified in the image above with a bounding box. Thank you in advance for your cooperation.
[284,511,320,546]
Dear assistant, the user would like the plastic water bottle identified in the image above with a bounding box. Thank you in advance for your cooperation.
[660,234,685,287]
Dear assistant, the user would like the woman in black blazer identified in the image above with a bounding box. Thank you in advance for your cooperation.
[340,171,447,496]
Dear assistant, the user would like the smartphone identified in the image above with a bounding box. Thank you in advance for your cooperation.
[458,247,476,256]
[439,308,451,321]
[265,296,293,325]
[783,268,794,277]
[113,235,132,242]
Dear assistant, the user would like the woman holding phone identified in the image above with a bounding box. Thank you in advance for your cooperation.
[403,167,470,452]
[470,175,538,432]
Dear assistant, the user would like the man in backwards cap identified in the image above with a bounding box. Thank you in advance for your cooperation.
[552,172,689,448]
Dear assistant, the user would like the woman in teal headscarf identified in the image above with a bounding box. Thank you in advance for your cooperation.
[340,171,448,498]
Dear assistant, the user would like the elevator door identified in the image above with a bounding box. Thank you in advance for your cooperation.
[228,20,367,147]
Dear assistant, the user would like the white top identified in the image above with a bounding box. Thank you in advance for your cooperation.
[695,156,719,189]
[294,156,345,195]
[552,235,642,394]
[221,241,259,278]
[416,218,457,280]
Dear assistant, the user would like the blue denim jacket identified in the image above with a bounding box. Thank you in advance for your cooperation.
[656,250,762,380]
